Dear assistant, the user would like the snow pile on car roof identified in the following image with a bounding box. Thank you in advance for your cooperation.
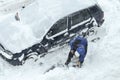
[0,0,96,53]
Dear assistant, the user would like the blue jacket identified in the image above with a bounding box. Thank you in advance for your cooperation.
[69,36,88,62]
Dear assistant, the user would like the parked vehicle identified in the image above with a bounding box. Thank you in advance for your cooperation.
[41,4,104,49]
[0,4,104,66]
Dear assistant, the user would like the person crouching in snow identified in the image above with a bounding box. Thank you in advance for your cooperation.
[65,35,88,68]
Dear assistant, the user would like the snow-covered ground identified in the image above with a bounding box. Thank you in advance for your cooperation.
[0,0,120,80]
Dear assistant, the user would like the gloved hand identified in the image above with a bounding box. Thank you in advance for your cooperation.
[70,50,75,54]
[72,61,82,68]
[75,61,83,68]
[76,61,81,67]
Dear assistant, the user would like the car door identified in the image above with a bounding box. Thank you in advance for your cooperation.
[43,9,91,48]
[45,17,69,47]
[68,9,91,36]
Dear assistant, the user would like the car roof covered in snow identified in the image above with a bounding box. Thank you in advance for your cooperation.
[21,0,96,41]
[0,0,96,53]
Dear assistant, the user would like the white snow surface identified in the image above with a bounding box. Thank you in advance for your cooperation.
[0,0,120,80]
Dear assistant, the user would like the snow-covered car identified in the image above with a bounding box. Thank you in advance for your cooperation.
[0,4,104,66]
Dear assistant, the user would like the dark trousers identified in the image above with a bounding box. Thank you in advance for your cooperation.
[66,50,75,65]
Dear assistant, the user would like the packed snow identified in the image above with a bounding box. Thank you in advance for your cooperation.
[0,0,120,80]
[0,0,96,53]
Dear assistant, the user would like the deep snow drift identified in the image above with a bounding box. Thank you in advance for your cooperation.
[0,0,96,53]
[0,0,120,80]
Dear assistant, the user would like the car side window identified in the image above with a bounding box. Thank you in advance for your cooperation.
[81,9,91,20]
[47,17,67,37]
[71,11,82,26]
[47,9,91,37]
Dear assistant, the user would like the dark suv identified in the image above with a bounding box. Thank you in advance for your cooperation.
[0,4,104,66]
[41,4,104,49]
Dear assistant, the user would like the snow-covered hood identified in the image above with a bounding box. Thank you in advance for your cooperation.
[0,0,96,53]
